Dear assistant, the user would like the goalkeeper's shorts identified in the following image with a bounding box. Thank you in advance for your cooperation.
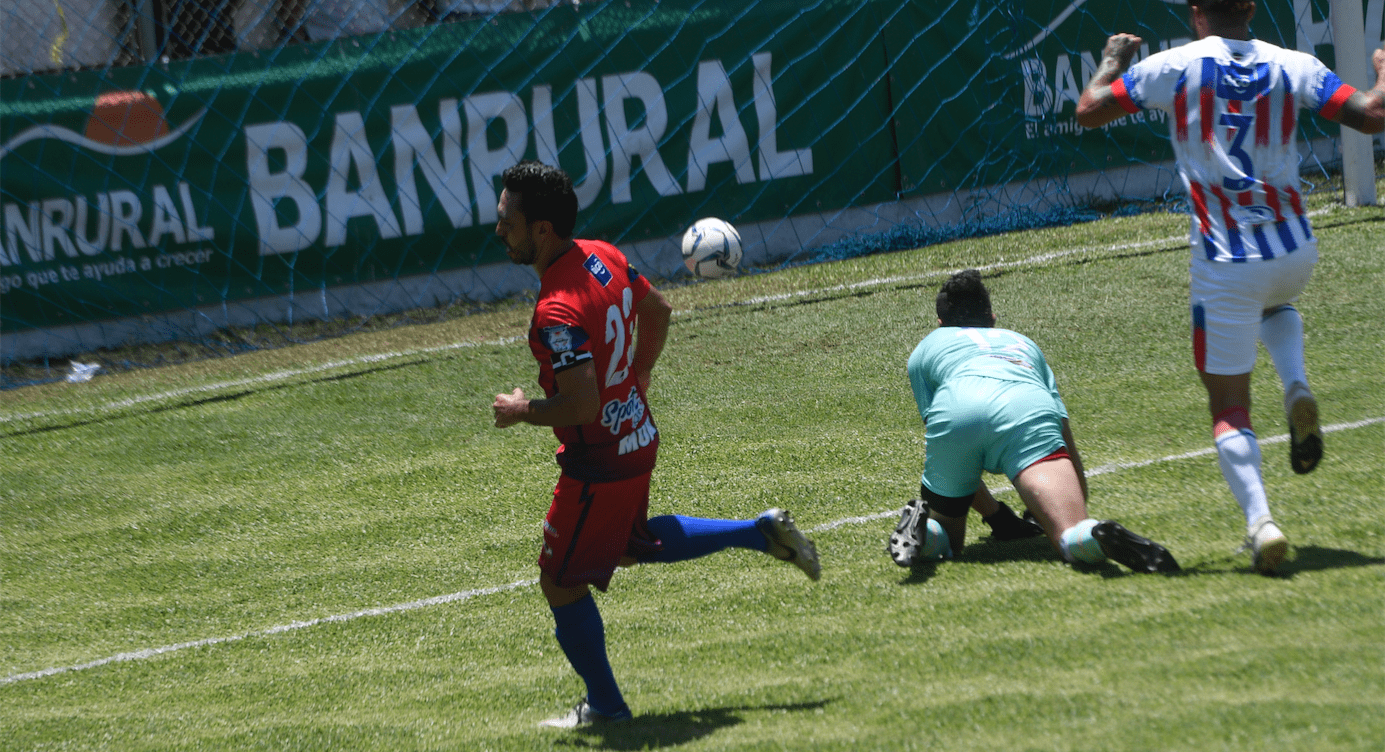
[921,376,1066,498]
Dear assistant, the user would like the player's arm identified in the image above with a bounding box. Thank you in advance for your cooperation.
[1076,33,1144,129]
[1325,46,1385,134]
[631,287,672,390]
[492,362,600,428]
[1060,418,1089,503]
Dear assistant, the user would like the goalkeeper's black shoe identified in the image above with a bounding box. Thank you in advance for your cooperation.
[1093,521,1180,574]
[983,501,1045,541]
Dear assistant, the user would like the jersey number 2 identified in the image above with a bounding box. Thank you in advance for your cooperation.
[604,287,635,387]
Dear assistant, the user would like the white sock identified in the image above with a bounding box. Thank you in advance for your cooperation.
[1059,519,1104,564]
[1215,407,1271,527]
[1260,306,1308,395]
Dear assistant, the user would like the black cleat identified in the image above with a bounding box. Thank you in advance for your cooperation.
[1092,520,1180,574]
[983,501,1046,541]
[1286,385,1322,475]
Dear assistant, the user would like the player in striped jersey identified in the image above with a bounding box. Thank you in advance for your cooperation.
[1076,0,1385,573]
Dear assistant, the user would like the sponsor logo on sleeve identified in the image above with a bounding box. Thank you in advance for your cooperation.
[541,324,593,370]
[583,253,613,286]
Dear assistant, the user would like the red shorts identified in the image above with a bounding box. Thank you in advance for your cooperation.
[539,471,660,591]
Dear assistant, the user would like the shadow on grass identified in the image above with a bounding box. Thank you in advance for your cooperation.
[900,535,1196,581]
[1,355,445,438]
[550,699,833,750]
[1162,545,1383,579]
[900,535,1056,583]
[1281,545,1385,574]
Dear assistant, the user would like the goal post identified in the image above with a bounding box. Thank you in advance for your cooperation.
[1331,0,1380,206]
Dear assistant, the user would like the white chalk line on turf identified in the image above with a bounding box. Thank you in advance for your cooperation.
[0,580,537,687]
[1,229,1196,426]
[0,336,524,425]
[7,414,1380,688]
[8,205,1352,426]
[807,415,1384,533]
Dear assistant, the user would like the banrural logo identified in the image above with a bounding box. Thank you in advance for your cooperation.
[0,90,214,293]
[1007,0,1190,131]
[3,51,812,276]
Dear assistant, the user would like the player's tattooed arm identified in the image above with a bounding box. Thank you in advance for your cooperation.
[1091,33,1143,87]
[1076,34,1144,128]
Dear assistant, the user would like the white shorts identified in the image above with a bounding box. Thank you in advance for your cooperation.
[1189,243,1317,375]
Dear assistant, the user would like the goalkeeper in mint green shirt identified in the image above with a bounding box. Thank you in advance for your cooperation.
[888,270,1179,574]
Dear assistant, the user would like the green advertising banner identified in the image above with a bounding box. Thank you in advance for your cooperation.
[887,0,1356,197]
[0,0,1374,345]
[0,0,894,336]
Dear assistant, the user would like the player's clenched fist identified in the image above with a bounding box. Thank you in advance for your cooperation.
[1101,33,1143,71]
[493,387,527,428]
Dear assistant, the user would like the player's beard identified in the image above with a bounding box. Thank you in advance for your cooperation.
[504,237,537,266]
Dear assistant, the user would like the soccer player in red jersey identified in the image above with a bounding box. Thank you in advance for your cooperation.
[491,161,821,728]
[1077,0,1384,573]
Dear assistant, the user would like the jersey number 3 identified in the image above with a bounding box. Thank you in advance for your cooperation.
[1219,112,1256,191]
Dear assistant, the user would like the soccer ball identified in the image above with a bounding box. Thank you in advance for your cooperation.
[681,217,743,278]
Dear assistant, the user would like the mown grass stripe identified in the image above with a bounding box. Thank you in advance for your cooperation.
[6,415,1376,688]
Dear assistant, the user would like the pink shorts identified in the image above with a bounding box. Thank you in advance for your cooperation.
[538,471,658,591]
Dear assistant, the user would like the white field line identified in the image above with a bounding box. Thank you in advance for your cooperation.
[0,580,537,686]
[728,233,1190,308]
[0,336,524,424]
[6,205,1350,425]
[1,232,1187,426]
[5,415,1380,688]
[811,416,1385,531]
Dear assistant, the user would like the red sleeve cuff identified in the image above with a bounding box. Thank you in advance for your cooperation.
[1319,84,1357,120]
[1111,76,1141,115]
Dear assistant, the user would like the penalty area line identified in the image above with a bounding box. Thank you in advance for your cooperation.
[0,580,536,687]
[807,416,1384,533]
[6,415,1379,687]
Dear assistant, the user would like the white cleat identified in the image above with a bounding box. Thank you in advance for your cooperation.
[1246,515,1289,575]
[538,699,631,729]
[756,508,821,581]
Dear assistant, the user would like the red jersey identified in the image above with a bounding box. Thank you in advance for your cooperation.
[528,239,659,482]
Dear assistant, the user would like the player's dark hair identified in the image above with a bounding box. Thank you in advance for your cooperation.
[936,269,993,327]
[501,160,578,238]
[1187,0,1255,23]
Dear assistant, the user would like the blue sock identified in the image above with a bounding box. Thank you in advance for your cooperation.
[639,515,768,563]
[551,595,626,716]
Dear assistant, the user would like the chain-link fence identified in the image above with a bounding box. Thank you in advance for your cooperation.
[1,0,560,78]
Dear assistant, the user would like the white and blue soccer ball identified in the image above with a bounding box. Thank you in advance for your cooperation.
[681,217,743,279]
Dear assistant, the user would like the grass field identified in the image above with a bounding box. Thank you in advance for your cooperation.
[2,199,1383,750]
